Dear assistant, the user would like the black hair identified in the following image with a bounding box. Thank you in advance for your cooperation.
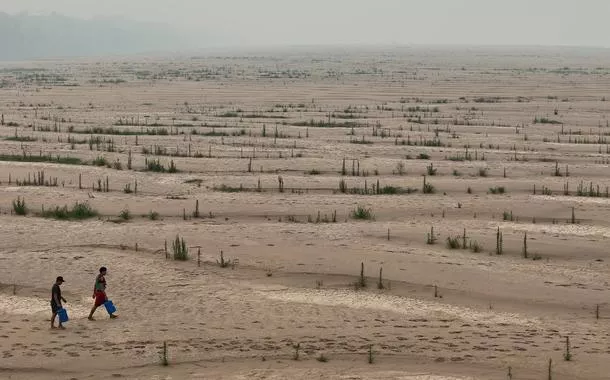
[99,266,107,273]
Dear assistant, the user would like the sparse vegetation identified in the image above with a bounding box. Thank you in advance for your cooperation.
[119,209,131,220]
[446,236,461,249]
[488,186,506,194]
[41,202,98,220]
[351,205,374,220]
[12,197,27,215]
[217,250,232,268]
[171,235,189,261]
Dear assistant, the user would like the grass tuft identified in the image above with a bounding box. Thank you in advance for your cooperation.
[119,209,131,220]
[351,205,374,220]
[172,235,189,261]
[446,236,461,249]
[488,186,506,194]
[12,197,27,215]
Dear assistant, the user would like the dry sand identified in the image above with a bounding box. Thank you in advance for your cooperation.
[1,46,610,379]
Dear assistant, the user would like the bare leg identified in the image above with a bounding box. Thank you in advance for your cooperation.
[88,305,98,320]
[51,312,57,328]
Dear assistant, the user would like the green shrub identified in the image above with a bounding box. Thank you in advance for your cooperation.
[423,182,436,194]
[446,236,461,249]
[351,206,374,220]
[12,197,27,215]
[489,186,506,194]
[119,209,131,220]
[41,202,97,220]
[92,156,108,166]
[172,235,188,261]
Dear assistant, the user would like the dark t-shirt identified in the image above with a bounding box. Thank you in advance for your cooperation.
[51,284,61,305]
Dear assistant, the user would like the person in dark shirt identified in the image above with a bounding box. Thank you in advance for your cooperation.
[51,276,67,329]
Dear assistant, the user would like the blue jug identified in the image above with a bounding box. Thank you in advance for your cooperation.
[104,300,116,314]
[58,308,69,323]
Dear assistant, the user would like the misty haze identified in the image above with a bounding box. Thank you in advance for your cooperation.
[1,1,610,380]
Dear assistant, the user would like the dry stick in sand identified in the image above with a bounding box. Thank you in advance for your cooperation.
[160,341,168,366]
[596,304,600,320]
[564,336,572,361]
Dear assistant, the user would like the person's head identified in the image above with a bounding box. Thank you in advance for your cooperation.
[99,267,107,275]
[56,276,65,285]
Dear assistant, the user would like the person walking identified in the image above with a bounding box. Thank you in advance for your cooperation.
[88,267,117,320]
[51,276,67,329]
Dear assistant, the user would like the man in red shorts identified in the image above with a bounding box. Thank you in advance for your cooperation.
[88,266,117,320]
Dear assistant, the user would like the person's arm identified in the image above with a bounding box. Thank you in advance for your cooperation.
[61,295,67,303]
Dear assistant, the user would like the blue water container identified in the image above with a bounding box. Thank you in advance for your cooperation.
[58,308,69,323]
[104,300,116,314]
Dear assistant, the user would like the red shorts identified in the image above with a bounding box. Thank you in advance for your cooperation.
[94,291,107,307]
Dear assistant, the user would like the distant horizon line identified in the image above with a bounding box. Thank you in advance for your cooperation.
[2,43,609,62]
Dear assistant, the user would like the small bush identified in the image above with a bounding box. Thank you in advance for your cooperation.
[172,235,189,261]
[446,236,461,249]
[316,354,328,362]
[168,160,178,173]
[12,197,27,215]
[92,156,108,166]
[469,241,482,253]
[214,184,247,193]
[148,211,160,220]
[423,182,436,194]
[488,186,506,194]
[217,250,232,268]
[417,153,430,160]
[351,206,374,220]
[119,209,131,220]
[395,162,406,175]
[478,167,488,177]
[41,202,98,220]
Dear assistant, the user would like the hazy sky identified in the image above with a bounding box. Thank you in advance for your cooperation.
[3,0,610,47]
